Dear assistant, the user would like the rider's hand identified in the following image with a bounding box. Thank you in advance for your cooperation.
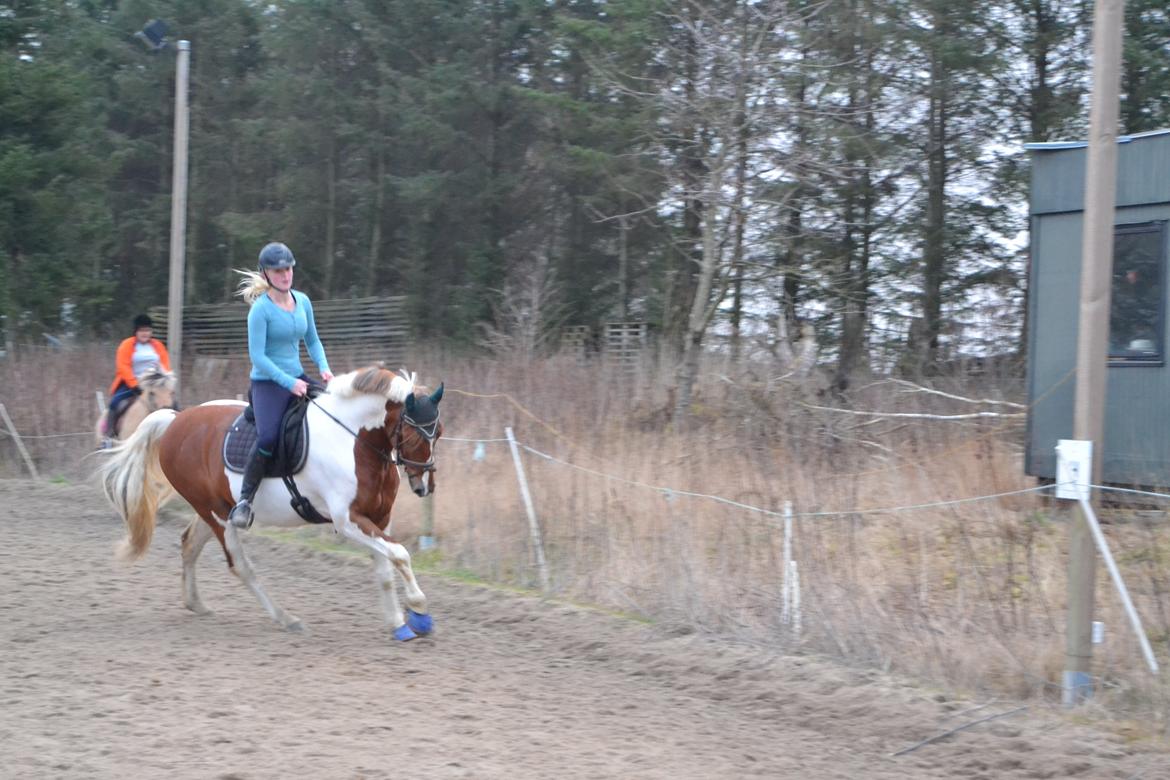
[321,370,334,383]
[291,378,309,397]
[131,386,142,396]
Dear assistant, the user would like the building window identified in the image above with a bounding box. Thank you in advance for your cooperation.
[1109,221,1165,363]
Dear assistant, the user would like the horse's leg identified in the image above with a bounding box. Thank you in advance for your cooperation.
[218,520,304,633]
[331,511,431,638]
[370,553,417,641]
[180,516,216,615]
[388,547,427,622]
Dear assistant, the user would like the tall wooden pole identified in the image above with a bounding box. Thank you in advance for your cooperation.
[167,40,191,400]
[1065,0,1125,707]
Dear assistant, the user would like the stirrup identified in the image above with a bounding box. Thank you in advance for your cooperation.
[228,500,254,529]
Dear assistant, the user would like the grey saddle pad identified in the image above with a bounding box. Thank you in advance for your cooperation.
[221,403,311,477]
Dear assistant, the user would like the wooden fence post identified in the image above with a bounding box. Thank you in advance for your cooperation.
[0,403,40,480]
[419,496,435,551]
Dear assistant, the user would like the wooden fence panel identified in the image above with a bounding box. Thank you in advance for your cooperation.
[150,296,411,367]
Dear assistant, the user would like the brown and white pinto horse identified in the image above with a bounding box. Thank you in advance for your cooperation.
[97,367,443,640]
[95,367,177,448]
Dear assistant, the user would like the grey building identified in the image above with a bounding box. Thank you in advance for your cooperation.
[1026,129,1170,485]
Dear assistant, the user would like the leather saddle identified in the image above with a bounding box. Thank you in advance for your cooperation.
[222,387,321,477]
[221,385,331,525]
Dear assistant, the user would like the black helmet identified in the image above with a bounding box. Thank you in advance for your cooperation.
[133,314,153,331]
[258,242,296,270]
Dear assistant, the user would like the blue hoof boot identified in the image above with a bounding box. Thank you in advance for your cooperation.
[393,623,418,642]
[406,610,433,636]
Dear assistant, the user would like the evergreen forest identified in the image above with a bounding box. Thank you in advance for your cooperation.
[3,0,1169,383]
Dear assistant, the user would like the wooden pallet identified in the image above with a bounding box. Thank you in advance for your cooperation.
[560,325,592,362]
[603,321,647,373]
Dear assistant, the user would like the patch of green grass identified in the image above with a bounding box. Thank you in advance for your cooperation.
[588,603,654,624]
[1067,714,1168,745]
[411,548,444,570]
[1025,510,1054,529]
[253,526,366,559]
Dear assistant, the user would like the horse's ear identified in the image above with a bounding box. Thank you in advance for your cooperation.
[429,382,444,405]
[405,393,416,415]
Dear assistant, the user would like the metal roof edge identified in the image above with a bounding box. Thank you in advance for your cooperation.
[1025,128,1170,151]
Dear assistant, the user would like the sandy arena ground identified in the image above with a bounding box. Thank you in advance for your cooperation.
[0,478,1166,779]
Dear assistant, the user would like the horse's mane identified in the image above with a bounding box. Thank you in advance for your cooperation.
[140,367,176,390]
[330,366,415,403]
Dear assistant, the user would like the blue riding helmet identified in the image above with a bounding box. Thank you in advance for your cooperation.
[258,242,296,271]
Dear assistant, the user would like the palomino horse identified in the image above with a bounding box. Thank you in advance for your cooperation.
[95,367,177,448]
[97,366,443,640]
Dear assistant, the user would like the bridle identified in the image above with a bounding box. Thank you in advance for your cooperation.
[390,408,440,473]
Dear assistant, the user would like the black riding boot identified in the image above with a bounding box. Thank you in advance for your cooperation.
[228,446,269,529]
[106,405,124,438]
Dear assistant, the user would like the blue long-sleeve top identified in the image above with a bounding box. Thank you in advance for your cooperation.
[247,291,330,390]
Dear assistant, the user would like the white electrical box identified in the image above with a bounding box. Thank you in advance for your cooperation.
[1092,620,1105,644]
[1055,439,1092,500]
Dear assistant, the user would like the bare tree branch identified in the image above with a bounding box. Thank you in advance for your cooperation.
[797,402,1026,421]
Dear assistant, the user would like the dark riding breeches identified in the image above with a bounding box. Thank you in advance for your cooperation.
[250,375,308,454]
[109,382,135,413]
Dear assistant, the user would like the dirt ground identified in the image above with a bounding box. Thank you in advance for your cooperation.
[0,478,1166,780]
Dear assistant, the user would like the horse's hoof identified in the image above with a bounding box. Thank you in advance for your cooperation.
[285,620,306,634]
[406,610,433,636]
[393,623,418,642]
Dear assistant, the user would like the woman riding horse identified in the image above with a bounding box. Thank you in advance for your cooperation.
[230,241,334,528]
[97,365,443,641]
[96,367,177,447]
[105,314,171,436]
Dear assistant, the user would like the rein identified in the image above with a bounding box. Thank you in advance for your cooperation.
[309,395,438,472]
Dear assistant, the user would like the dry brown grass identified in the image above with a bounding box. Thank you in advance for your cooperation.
[2,343,1168,727]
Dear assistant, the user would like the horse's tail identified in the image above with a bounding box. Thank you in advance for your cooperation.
[97,408,178,561]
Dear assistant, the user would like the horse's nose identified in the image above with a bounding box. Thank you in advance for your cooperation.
[413,482,428,497]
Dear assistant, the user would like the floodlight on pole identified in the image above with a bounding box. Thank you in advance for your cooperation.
[130,21,189,399]
[1064,0,1126,708]
[135,19,170,51]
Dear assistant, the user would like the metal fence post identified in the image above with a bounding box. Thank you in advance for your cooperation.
[505,426,550,592]
[781,500,793,626]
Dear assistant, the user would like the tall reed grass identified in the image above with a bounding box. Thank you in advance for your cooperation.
[1,343,1166,727]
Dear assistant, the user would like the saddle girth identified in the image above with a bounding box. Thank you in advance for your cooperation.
[281,475,331,524]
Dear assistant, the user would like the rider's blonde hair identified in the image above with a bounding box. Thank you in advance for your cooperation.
[234,269,270,304]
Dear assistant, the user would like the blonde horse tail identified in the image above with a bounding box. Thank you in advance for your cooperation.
[97,408,178,561]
